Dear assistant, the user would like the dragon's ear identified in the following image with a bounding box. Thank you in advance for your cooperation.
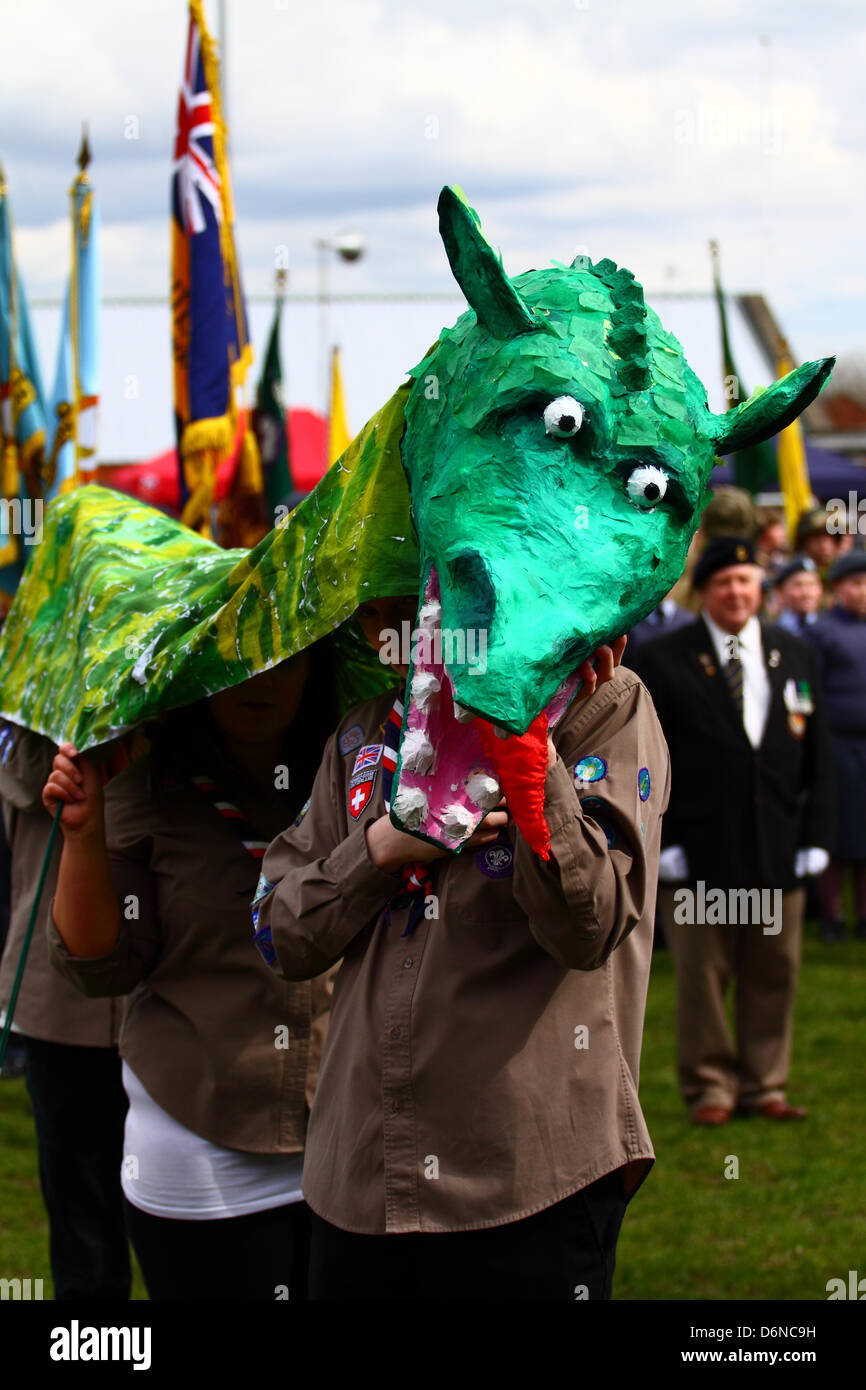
[706,357,834,454]
[437,186,543,339]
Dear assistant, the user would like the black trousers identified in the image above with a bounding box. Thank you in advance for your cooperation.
[22,1036,131,1300]
[309,1169,628,1301]
[123,1197,312,1301]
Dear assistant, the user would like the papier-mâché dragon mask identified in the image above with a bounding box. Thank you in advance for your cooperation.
[387,187,833,857]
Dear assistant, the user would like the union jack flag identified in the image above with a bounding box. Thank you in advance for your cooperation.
[174,19,221,236]
[353,744,383,774]
[171,0,256,535]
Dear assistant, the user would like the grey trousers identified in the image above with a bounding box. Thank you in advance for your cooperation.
[659,886,805,1113]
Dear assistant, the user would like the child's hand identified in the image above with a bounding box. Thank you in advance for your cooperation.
[42,743,104,838]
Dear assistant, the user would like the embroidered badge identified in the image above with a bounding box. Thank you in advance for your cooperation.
[638,767,651,801]
[578,796,616,847]
[348,772,377,819]
[292,797,311,827]
[338,724,364,756]
[352,743,383,775]
[476,842,515,878]
[574,755,607,784]
[768,648,781,668]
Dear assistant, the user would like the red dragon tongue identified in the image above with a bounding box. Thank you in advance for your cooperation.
[475,711,551,861]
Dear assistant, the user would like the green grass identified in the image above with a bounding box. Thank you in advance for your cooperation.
[617,925,866,1300]
[1,923,863,1301]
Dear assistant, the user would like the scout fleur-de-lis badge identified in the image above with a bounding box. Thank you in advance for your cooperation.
[698,651,717,678]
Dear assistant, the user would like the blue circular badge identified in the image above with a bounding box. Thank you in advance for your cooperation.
[574,755,607,784]
[597,821,617,849]
[638,767,651,802]
[580,796,608,816]
[476,843,514,878]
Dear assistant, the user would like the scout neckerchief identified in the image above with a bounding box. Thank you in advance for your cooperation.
[381,696,435,938]
[190,773,277,966]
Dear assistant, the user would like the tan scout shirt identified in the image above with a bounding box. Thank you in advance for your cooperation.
[0,724,124,1048]
[254,668,669,1234]
[48,749,334,1153]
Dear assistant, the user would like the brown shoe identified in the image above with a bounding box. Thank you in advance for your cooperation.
[753,1099,808,1120]
[690,1105,732,1125]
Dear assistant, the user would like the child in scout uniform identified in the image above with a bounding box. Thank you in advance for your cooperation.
[252,598,670,1301]
[0,723,131,1301]
[43,653,335,1301]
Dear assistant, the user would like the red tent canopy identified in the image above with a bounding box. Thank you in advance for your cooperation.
[106,408,328,512]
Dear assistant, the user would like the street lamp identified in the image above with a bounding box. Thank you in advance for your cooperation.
[315,232,366,414]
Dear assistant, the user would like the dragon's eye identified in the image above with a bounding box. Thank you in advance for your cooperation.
[543,396,584,438]
[626,465,669,510]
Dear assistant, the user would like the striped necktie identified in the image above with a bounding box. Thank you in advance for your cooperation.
[723,654,744,721]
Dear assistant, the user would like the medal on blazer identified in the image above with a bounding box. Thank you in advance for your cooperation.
[698,651,717,678]
[784,679,814,715]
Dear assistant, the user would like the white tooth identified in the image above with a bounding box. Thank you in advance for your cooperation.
[418,599,442,631]
[393,786,428,830]
[467,773,500,810]
[411,670,441,709]
[442,803,476,838]
[400,729,434,774]
[452,701,474,724]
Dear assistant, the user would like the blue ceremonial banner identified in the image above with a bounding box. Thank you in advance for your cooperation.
[171,0,257,539]
[45,143,101,500]
[0,167,46,599]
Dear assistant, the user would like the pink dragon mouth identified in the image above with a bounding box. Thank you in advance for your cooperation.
[391,568,581,860]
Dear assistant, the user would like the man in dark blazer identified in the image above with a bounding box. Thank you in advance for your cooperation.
[636,537,834,1125]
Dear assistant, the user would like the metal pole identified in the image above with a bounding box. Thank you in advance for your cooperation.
[217,0,228,132]
[316,241,331,417]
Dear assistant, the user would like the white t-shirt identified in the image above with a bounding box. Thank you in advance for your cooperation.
[121,1062,304,1221]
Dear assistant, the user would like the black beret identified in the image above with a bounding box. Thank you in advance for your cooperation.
[828,551,866,584]
[774,554,819,588]
[794,508,829,546]
[693,536,757,589]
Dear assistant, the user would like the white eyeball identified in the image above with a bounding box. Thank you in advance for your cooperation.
[626,465,668,510]
[543,396,584,438]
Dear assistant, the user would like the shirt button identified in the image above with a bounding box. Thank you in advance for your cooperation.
[402,957,414,969]
[389,1027,401,1040]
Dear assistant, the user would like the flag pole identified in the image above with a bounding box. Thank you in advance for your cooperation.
[0,803,63,1069]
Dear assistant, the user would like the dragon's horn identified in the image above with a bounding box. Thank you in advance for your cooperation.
[591,258,652,391]
[437,186,544,339]
[705,357,835,454]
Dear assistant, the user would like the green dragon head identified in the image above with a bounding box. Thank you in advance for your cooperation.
[389,186,833,854]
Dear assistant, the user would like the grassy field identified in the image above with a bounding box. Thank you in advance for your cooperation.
[1,924,863,1301]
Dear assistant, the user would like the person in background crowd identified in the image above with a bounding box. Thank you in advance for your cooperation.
[43,654,336,1301]
[253,597,667,1301]
[794,508,846,584]
[0,724,132,1299]
[773,556,824,637]
[637,537,834,1126]
[623,585,693,668]
[805,551,866,942]
[755,507,789,581]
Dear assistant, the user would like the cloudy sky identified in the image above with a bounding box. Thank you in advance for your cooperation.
[1,0,862,457]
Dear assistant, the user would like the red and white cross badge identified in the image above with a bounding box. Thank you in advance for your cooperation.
[349,774,376,819]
